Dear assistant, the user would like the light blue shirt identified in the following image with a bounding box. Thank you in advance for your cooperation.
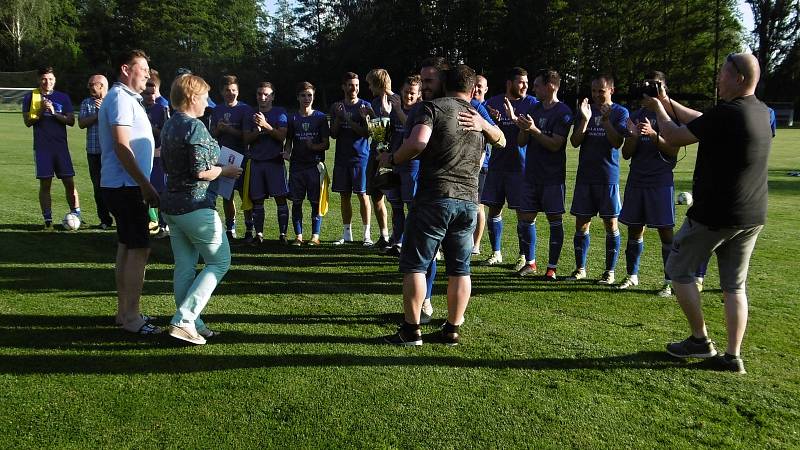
[99,82,154,187]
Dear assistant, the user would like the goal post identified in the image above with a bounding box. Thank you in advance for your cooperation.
[0,70,37,111]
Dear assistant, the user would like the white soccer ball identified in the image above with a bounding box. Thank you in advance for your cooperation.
[676,191,693,206]
[62,213,81,231]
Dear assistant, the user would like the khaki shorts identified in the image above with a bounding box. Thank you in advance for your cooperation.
[666,218,762,294]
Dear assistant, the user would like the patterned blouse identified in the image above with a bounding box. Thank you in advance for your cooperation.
[160,112,220,215]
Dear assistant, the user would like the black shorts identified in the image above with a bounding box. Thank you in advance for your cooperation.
[365,151,382,196]
[102,187,150,249]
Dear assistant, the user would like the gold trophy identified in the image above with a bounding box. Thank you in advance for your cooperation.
[369,117,398,189]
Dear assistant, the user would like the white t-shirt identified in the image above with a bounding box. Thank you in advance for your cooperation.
[99,82,155,187]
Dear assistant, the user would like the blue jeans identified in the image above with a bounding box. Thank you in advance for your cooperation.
[399,198,478,276]
[163,208,230,330]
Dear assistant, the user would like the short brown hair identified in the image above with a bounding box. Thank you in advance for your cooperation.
[148,69,161,87]
[536,69,561,88]
[115,49,149,74]
[170,74,210,111]
[221,75,239,88]
[593,73,615,87]
[257,81,274,92]
[341,72,358,83]
[37,66,54,76]
[296,81,315,93]
[507,67,528,81]
[403,75,421,87]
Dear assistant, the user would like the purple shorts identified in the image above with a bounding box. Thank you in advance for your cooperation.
[289,165,322,203]
[35,148,74,179]
[249,159,289,200]
[332,160,368,194]
[570,183,621,218]
[519,182,566,215]
[480,169,523,209]
[619,185,675,228]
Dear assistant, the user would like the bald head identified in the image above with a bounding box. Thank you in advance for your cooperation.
[88,74,108,99]
[729,53,760,90]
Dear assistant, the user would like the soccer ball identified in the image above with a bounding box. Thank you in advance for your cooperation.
[676,191,693,206]
[62,213,81,231]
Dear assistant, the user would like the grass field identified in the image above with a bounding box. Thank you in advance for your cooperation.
[0,111,799,448]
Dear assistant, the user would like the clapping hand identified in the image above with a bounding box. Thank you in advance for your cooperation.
[599,104,612,122]
[253,112,270,130]
[486,104,501,122]
[332,102,346,120]
[503,97,518,122]
[42,98,55,115]
[626,118,639,138]
[93,98,103,109]
[577,98,591,122]
[516,113,537,133]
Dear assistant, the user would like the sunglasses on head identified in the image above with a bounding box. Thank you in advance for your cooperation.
[727,53,743,77]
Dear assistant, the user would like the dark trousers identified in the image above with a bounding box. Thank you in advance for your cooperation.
[87,154,113,226]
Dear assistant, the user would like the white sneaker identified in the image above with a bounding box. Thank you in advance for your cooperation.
[696,277,704,292]
[616,274,639,290]
[333,238,352,245]
[484,253,503,265]
[420,298,433,324]
[657,282,673,297]
[471,246,481,255]
[168,324,206,345]
[566,268,587,280]
[513,254,526,271]
[363,238,374,247]
[597,270,615,285]
[435,249,444,261]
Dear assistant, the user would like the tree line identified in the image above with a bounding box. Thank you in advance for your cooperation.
[1,0,797,114]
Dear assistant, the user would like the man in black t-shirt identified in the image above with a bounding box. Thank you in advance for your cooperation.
[643,53,771,374]
[381,65,504,346]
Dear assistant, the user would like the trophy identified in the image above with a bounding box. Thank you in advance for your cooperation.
[369,117,399,189]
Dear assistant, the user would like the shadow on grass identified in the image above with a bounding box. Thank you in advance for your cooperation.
[0,350,705,375]
[0,313,402,328]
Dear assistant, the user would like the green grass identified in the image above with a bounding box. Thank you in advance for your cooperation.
[0,111,799,448]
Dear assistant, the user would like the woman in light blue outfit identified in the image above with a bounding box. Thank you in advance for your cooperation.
[160,74,242,345]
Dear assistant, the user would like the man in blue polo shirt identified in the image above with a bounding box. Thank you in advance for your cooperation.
[22,66,81,229]
[99,49,159,335]
[330,72,374,246]
[567,74,629,284]
[78,73,112,229]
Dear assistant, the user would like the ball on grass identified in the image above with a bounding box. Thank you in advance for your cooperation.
[676,191,693,206]
[62,213,81,231]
